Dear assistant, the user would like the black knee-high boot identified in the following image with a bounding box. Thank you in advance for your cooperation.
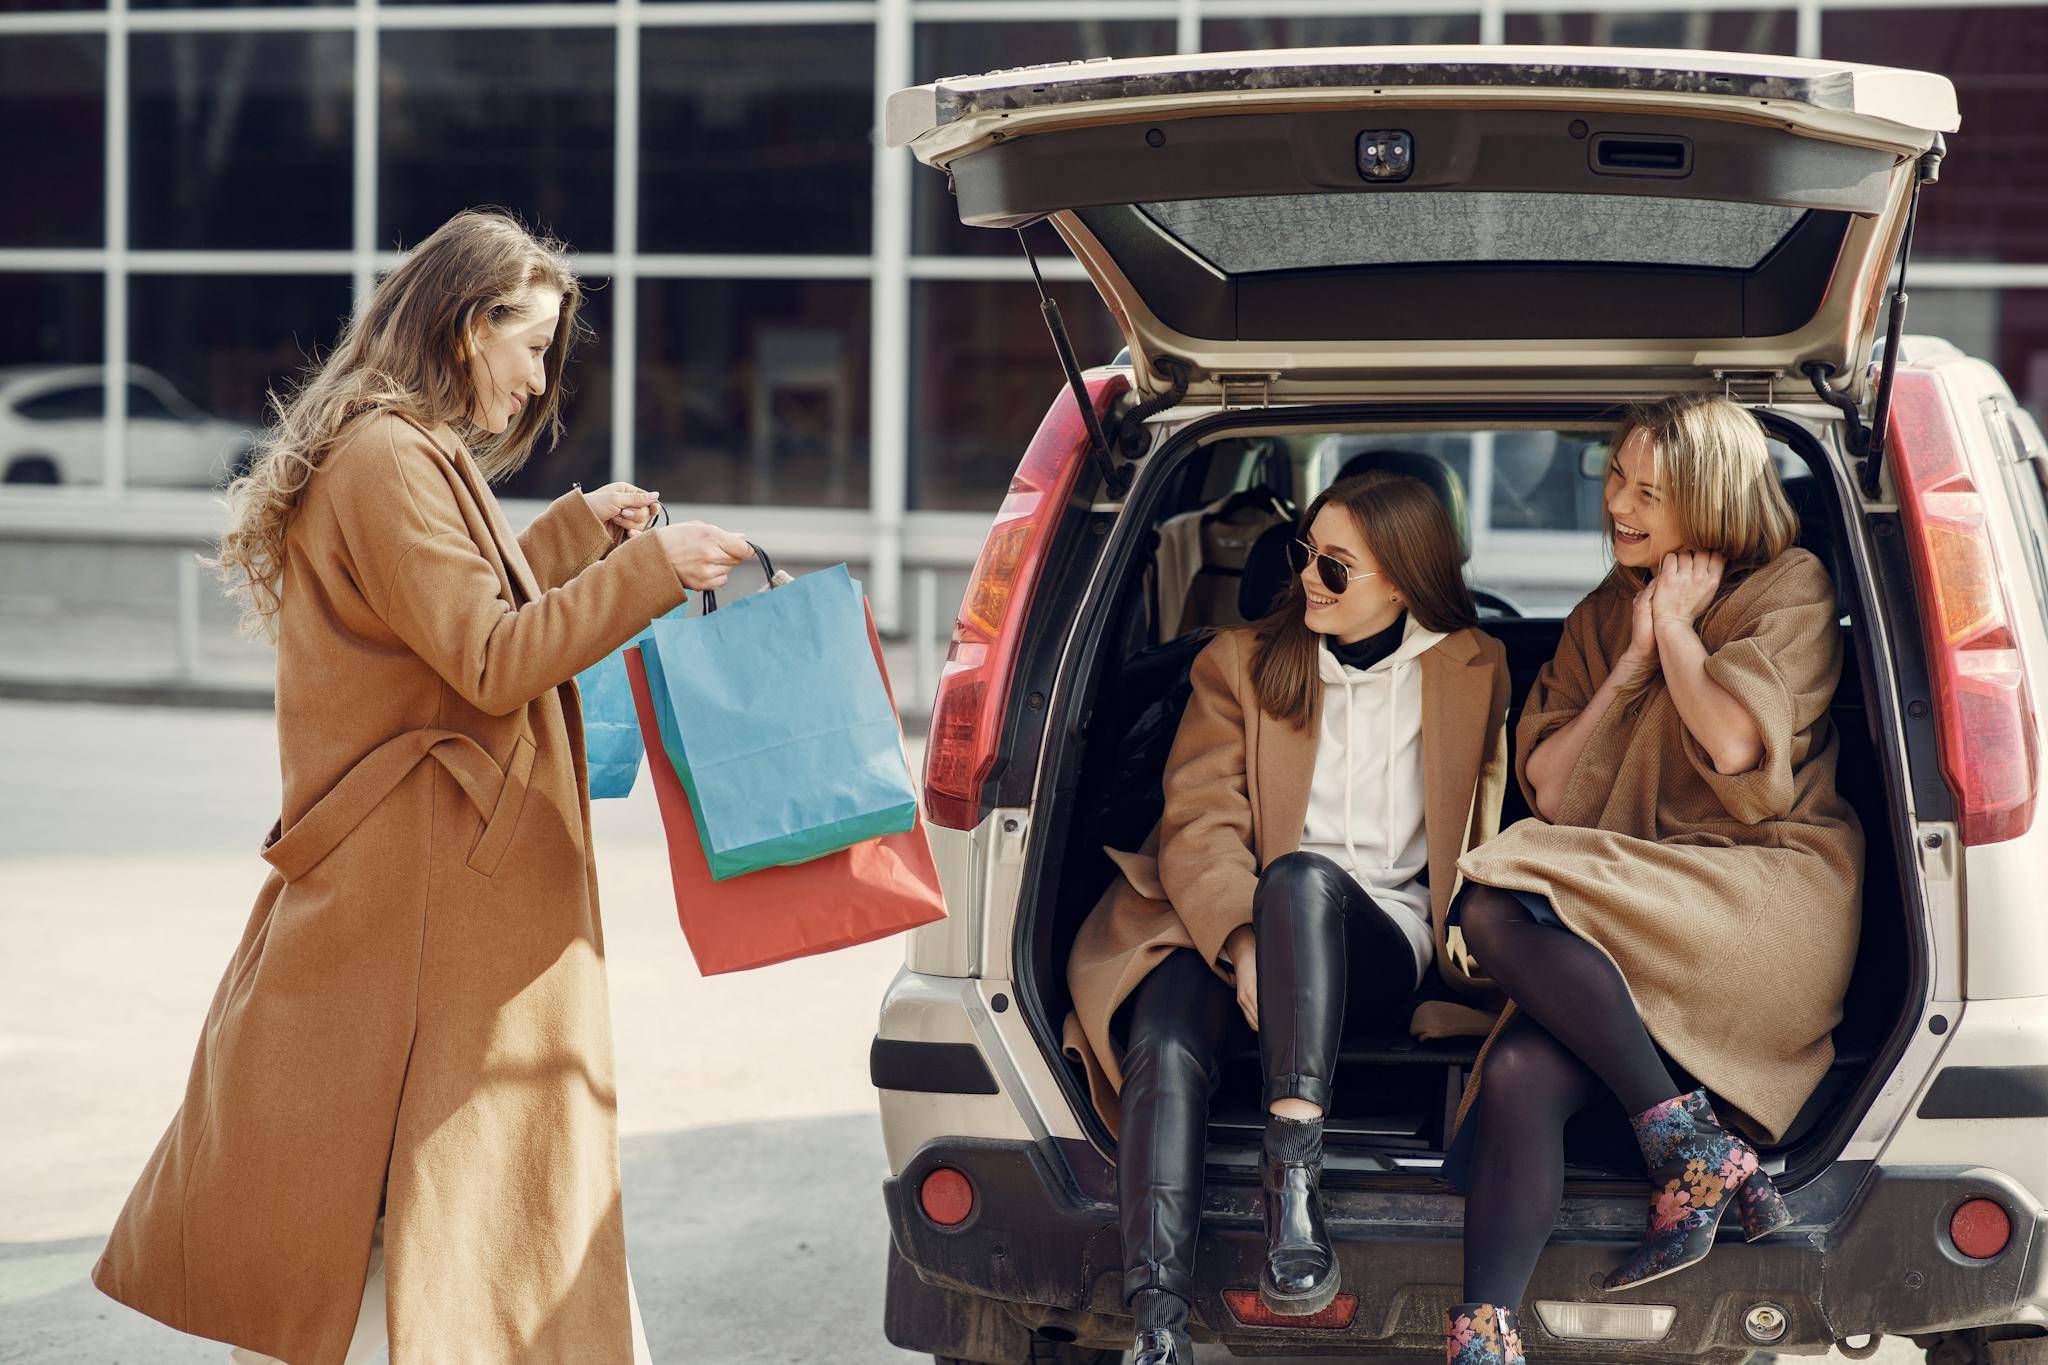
[1117,950,1237,1363]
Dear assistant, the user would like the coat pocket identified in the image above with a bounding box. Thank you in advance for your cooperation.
[466,733,536,877]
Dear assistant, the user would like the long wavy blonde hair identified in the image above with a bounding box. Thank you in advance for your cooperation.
[207,209,587,639]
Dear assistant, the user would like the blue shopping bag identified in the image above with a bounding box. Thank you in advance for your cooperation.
[576,604,687,799]
[641,560,917,879]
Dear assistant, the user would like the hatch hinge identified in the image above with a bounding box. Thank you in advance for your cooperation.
[1217,372,1280,411]
[1714,369,1785,405]
[1804,135,1941,501]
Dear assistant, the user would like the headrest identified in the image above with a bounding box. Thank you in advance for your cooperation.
[1333,448,1472,564]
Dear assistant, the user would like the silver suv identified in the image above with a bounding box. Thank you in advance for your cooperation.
[872,46,2048,1365]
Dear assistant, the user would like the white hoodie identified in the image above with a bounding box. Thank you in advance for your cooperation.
[1297,613,1445,988]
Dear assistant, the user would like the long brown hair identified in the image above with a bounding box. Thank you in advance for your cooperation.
[1248,472,1477,729]
[208,209,588,639]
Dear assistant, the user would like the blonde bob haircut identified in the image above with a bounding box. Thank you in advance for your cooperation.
[1602,392,1801,592]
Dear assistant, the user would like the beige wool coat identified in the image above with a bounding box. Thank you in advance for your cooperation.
[1454,548,1865,1144]
[92,410,689,1364]
[1060,624,1513,1139]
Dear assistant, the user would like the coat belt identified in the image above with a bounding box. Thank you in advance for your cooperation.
[260,729,512,882]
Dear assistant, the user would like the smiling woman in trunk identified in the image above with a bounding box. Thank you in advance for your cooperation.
[1060,472,1512,1365]
[1440,394,1865,1364]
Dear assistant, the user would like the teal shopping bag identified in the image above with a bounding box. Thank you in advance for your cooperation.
[575,604,686,799]
[640,560,917,880]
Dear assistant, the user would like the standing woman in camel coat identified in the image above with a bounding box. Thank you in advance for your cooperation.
[91,210,754,1364]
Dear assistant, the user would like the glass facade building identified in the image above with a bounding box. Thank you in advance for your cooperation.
[2,0,2043,626]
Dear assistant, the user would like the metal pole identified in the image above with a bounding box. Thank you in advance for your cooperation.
[611,0,640,488]
[867,0,911,634]
[914,566,938,706]
[175,549,201,680]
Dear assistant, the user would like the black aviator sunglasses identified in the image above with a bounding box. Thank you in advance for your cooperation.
[1285,537,1382,596]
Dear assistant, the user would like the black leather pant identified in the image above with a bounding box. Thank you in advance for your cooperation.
[1116,851,1418,1305]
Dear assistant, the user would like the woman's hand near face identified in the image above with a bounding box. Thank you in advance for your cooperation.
[582,482,663,535]
[1625,582,1659,669]
[1224,923,1259,1031]
[1651,550,1727,625]
[655,521,754,592]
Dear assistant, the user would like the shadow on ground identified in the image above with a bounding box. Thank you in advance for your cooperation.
[0,1112,919,1365]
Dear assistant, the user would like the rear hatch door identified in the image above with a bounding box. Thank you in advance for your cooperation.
[887,46,1958,404]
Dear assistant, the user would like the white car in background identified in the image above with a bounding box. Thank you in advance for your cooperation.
[0,364,255,488]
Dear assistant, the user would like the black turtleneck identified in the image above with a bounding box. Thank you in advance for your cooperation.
[1324,610,1407,672]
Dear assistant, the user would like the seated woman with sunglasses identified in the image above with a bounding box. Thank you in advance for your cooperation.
[1059,472,1513,1365]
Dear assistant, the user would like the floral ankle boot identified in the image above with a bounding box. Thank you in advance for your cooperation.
[1446,1302,1525,1364]
[1603,1087,1794,1291]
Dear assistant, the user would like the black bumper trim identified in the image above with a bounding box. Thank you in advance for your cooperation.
[871,1036,1000,1096]
[1917,1066,2048,1119]
[884,1139,2046,1358]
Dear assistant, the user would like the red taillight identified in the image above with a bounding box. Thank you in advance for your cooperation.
[1889,368,2040,844]
[919,1167,975,1227]
[1949,1197,2012,1259]
[923,372,1131,830]
[1219,1288,1359,1329]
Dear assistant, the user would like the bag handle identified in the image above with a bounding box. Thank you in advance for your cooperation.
[700,541,780,615]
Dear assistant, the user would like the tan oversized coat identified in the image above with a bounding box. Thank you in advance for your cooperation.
[1060,624,1513,1139]
[1454,548,1864,1144]
[93,410,689,1364]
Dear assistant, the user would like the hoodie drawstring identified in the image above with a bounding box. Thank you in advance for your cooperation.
[1386,661,1404,872]
[1340,675,1362,879]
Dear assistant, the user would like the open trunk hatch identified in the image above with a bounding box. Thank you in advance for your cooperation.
[888,46,1958,404]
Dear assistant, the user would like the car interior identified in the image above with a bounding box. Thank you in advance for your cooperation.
[1031,419,1905,1187]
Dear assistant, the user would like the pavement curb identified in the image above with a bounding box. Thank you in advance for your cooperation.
[0,675,278,711]
[0,676,935,734]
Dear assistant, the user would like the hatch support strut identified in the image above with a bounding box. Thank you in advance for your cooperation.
[1017,228,1132,498]
[1804,137,1942,501]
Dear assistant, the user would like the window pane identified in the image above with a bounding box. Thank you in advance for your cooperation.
[641,27,873,255]
[1141,192,1807,272]
[1825,8,2048,264]
[910,279,1122,511]
[130,33,352,250]
[0,273,105,486]
[0,37,103,247]
[16,385,106,422]
[1503,10,1796,52]
[636,279,871,509]
[911,21,1177,258]
[1204,14,1482,48]
[380,30,615,253]
[496,276,613,502]
[127,274,352,489]
[0,0,100,16]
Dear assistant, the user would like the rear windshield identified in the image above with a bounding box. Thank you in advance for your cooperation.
[1139,192,1809,274]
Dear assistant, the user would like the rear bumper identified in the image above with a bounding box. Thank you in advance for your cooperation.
[882,1138,2046,1359]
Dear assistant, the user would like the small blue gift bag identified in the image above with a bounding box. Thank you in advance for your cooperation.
[575,604,687,799]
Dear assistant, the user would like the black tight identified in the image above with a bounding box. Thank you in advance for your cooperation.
[1454,884,1676,1115]
[1459,1015,1604,1304]
[1454,884,1680,1307]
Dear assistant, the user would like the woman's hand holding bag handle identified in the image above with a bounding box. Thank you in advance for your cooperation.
[700,541,794,614]
[652,512,755,593]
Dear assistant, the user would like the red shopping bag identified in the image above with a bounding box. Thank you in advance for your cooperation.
[622,604,947,974]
